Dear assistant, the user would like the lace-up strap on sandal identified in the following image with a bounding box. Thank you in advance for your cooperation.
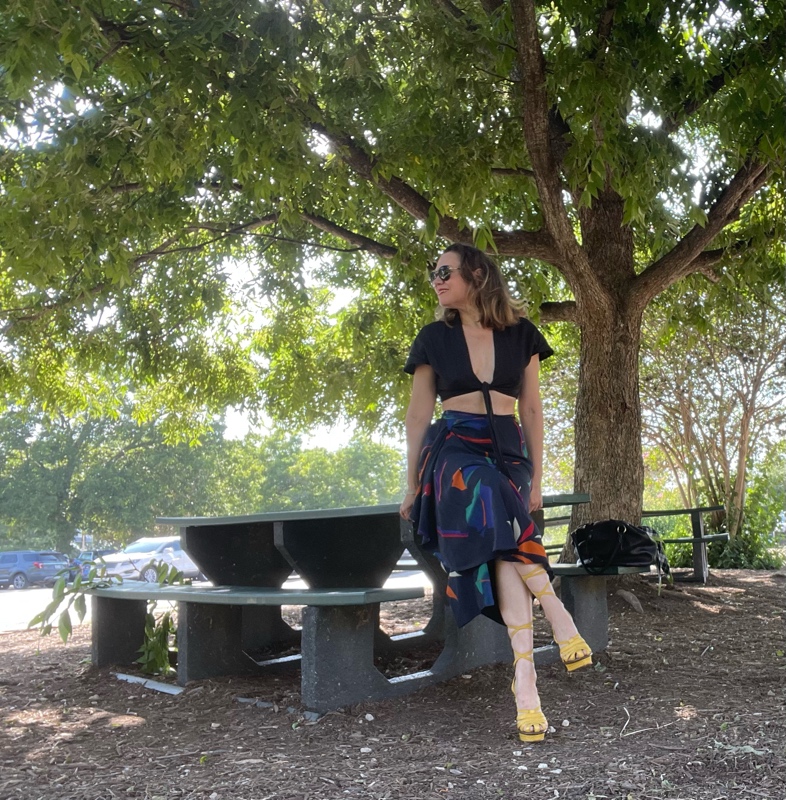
[521,566,556,601]
[506,621,533,638]
[556,633,593,672]
[507,622,533,688]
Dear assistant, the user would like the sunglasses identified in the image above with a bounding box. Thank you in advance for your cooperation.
[428,265,460,284]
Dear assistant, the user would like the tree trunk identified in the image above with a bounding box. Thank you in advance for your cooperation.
[569,304,645,534]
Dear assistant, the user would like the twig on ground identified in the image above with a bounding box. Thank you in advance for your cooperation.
[621,721,675,737]
[620,706,631,737]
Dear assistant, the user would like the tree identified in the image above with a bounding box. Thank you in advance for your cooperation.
[1,1,783,527]
[0,406,405,551]
[0,407,229,550]
[641,277,786,538]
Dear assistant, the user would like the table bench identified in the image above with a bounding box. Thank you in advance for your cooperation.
[643,505,727,583]
[86,584,425,712]
[85,497,651,713]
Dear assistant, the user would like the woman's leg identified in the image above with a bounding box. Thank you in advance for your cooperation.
[516,563,592,667]
[495,560,547,739]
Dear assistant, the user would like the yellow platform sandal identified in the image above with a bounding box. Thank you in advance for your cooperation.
[508,622,548,743]
[521,568,593,673]
[556,633,593,672]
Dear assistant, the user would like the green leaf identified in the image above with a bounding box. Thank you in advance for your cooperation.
[52,576,67,602]
[58,610,73,643]
[74,592,87,623]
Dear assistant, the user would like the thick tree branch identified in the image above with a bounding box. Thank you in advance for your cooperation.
[434,0,465,21]
[300,214,397,258]
[632,159,771,308]
[491,167,536,178]
[480,0,505,14]
[663,32,778,134]
[590,0,618,61]
[509,0,591,286]
[312,121,559,262]
[538,300,577,324]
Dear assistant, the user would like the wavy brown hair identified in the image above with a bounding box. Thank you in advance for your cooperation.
[435,244,525,329]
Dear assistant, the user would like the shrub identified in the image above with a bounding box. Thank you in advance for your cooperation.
[708,530,784,570]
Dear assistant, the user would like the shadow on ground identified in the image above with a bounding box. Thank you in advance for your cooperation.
[1,569,784,800]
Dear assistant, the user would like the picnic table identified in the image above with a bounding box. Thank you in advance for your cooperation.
[642,505,728,583]
[87,495,651,713]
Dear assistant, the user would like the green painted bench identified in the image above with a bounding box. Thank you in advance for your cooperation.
[643,506,727,583]
[86,583,424,712]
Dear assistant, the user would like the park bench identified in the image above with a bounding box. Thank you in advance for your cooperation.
[85,497,655,713]
[642,505,728,583]
[537,504,729,584]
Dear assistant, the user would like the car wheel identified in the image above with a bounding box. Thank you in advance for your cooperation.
[11,573,29,590]
[141,566,159,583]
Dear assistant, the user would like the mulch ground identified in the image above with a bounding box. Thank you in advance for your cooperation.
[1,569,785,800]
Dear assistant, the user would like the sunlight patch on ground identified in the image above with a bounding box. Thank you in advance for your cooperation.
[674,704,700,720]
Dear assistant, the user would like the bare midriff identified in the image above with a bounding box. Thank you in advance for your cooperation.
[442,390,517,416]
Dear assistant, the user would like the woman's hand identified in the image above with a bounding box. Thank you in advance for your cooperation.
[399,490,417,520]
[529,482,543,512]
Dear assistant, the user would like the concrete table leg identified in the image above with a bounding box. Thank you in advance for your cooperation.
[301,605,393,713]
[560,575,609,652]
[91,596,147,667]
[431,611,511,677]
[177,602,261,685]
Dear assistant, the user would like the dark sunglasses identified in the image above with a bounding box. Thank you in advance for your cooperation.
[428,265,459,284]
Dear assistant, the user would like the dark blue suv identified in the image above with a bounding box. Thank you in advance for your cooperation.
[0,551,71,590]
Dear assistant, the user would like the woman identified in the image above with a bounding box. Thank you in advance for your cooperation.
[400,244,591,743]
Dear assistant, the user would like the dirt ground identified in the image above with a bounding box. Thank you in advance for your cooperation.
[1,569,784,800]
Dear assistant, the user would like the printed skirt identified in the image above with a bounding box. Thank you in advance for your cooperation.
[411,411,551,627]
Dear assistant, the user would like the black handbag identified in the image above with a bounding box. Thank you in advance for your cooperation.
[570,519,671,577]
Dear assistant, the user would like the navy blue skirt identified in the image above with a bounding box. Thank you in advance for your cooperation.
[411,411,551,627]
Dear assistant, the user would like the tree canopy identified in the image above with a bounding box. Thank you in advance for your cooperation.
[1,1,783,522]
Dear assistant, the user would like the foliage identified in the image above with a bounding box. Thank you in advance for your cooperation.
[136,607,177,677]
[640,272,786,536]
[29,559,187,677]
[28,561,122,643]
[0,405,405,551]
[0,0,783,527]
[742,446,786,547]
[706,531,783,571]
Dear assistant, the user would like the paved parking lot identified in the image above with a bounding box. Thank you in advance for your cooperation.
[0,586,92,633]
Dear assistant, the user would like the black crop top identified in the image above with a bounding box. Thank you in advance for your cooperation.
[403,318,553,401]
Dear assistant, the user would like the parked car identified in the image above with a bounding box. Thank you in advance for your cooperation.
[0,550,72,590]
[99,536,200,582]
[71,548,118,579]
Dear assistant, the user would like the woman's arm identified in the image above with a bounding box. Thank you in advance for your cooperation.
[400,364,437,519]
[518,357,544,512]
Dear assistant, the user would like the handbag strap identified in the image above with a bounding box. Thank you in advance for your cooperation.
[576,523,625,575]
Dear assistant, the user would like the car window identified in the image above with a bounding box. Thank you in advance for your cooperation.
[37,553,67,563]
[123,540,160,554]
[0,554,16,565]
[22,554,38,563]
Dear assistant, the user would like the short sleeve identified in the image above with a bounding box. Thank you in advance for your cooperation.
[403,328,431,374]
[520,319,554,367]
[531,326,554,363]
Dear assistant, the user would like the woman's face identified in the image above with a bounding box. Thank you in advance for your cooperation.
[431,251,472,310]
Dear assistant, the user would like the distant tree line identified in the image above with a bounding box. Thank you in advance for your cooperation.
[0,411,404,553]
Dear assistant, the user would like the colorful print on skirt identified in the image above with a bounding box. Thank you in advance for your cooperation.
[411,411,551,627]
